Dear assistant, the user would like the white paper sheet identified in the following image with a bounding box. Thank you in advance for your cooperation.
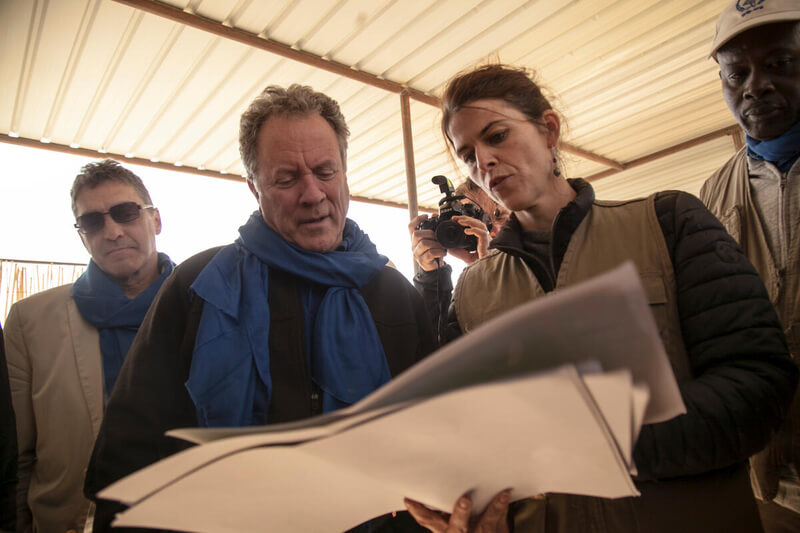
[113,366,639,533]
[582,369,634,467]
[107,403,410,506]
[169,261,683,448]
[352,262,683,424]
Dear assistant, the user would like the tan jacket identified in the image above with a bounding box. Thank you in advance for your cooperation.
[4,285,103,533]
[700,148,800,356]
[456,195,691,380]
[701,148,800,503]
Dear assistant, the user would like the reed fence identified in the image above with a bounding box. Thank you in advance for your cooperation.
[1,259,86,323]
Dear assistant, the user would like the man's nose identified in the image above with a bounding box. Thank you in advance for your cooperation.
[101,214,125,240]
[744,68,775,99]
[298,175,326,205]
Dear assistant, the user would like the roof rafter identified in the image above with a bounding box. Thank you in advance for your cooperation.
[585,125,741,182]
[113,0,624,172]
[0,133,434,212]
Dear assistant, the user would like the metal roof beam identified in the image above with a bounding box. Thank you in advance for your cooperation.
[0,134,434,212]
[561,142,625,171]
[400,91,419,219]
[113,0,626,173]
[112,0,440,107]
[585,125,743,182]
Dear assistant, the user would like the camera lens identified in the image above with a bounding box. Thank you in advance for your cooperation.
[436,220,469,249]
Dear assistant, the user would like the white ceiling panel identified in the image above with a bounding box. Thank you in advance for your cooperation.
[1,0,742,212]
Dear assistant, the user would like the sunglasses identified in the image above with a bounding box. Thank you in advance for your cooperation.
[74,202,154,234]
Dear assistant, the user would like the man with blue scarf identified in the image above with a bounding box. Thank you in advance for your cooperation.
[701,2,800,531]
[4,159,173,533]
[85,85,436,532]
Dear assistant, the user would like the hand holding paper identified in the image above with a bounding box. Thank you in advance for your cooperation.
[404,490,512,533]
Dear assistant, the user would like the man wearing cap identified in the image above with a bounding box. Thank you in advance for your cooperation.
[4,159,174,532]
[700,1,800,530]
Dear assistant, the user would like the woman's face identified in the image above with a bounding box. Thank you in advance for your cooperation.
[447,98,559,214]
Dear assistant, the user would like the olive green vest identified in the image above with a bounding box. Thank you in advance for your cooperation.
[454,194,691,381]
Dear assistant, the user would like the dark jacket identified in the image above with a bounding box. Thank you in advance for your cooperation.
[0,324,17,533]
[416,179,797,532]
[85,246,436,532]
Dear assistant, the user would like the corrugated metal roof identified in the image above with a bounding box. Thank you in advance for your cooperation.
[0,0,742,211]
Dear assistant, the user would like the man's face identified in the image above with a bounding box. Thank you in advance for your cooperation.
[75,181,161,284]
[717,22,800,140]
[248,113,349,253]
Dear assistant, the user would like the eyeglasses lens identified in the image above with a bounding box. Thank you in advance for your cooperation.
[109,202,143,223]
[75,202,143,234]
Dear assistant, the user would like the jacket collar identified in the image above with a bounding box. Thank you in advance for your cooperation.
[492,178,594,254]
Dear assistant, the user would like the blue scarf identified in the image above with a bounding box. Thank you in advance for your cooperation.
[187,212,391,427]
[746,120,800,173]
[72,253,174,399]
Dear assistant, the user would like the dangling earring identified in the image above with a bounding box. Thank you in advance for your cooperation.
[552,147,561,177]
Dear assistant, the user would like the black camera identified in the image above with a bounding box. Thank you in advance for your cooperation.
[416,175,491,252]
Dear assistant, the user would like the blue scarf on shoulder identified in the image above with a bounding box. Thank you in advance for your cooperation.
[186,212,391,427]
[746,120,800,173]
[72,253,174,399]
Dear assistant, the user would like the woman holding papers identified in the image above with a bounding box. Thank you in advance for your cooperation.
[407,64,797,533]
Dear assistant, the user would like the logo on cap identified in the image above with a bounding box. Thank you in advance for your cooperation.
[737,0,765,17]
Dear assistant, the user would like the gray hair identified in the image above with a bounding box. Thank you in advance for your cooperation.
[70,159,152,216]
[239,84,350,182]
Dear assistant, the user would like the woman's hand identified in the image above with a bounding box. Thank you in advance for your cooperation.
[404,490,511,533]
[446,216,492,265]
[409,214,447,271]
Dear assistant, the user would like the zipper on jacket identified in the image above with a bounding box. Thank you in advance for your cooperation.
[778,171,789,272]
[774,171,788,300]
[311,383,322,416]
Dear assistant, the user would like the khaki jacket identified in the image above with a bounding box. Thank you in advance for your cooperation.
[700,149,800,502]
[4,285,103,533]
[456,195,691,381]
[700,148,800,356]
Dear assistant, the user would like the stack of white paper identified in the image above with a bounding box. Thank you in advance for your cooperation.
[101,262,685,532]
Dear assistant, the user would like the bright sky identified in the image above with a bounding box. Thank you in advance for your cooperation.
[0,142,467,283]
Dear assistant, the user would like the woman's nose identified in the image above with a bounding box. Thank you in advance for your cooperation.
[475,145,497,171]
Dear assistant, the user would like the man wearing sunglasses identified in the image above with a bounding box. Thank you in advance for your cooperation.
[4,159,173,533]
